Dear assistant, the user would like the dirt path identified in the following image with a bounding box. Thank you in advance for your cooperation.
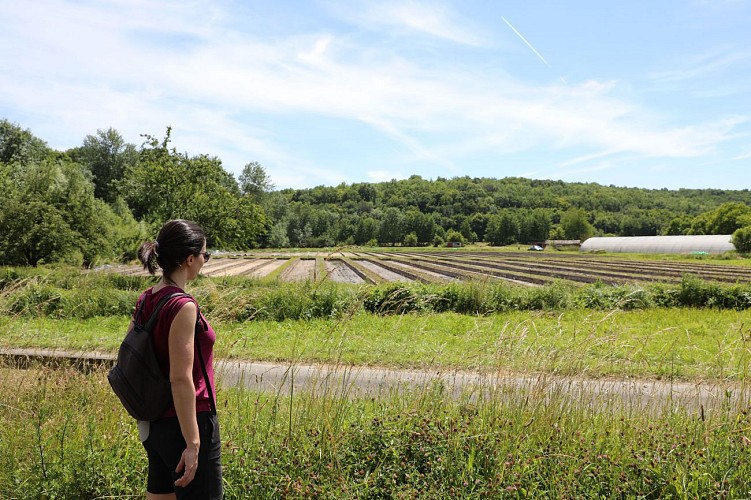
[2,348,748,413]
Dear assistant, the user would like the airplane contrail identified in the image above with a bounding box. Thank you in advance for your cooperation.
[501,16,550,67]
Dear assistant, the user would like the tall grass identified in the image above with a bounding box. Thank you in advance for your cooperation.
[2,360,751,498]
[2,268,749,322]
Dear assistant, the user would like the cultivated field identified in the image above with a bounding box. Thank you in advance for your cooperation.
[106,250,751,286]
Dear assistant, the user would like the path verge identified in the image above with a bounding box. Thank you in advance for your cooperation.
[1,348,748,413]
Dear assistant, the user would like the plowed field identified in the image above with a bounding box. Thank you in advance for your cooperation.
[107,251,751,286]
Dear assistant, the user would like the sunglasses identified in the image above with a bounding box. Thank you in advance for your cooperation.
[201,252,211,262]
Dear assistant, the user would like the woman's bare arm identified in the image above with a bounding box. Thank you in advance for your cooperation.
[168,301,200,487]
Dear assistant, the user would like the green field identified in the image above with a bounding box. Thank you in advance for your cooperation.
[2,264,751,498]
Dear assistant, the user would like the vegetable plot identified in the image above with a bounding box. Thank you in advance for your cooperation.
[111,251,751,286]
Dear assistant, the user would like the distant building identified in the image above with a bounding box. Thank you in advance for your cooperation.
[544,239,581,250]
[446,241,462,248]
[580,235,735,254]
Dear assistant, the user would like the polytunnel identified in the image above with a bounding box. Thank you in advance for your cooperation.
[579,235,735,254]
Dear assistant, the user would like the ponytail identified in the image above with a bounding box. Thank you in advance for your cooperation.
[137,241,160,275]
[136,220,206,278]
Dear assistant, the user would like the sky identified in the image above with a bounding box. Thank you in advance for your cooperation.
[1,0,750,191]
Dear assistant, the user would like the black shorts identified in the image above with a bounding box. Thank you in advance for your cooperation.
[143,412,223,499]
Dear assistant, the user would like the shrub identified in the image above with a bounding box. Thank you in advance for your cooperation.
[362,283,423,315]
[403,232,418,247]
[732,226,751,254]
[445,230,464,244]
[575,282,651,310]
[485,282,522,312]
[520,281,571,310]
[432,282,486,314]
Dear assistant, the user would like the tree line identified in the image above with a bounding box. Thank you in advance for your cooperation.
[2,118,750,266]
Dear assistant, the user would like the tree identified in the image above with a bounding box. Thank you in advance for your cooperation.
[0,156,138,265]
[664,215,694,236]
[403,232,418,247]
[268,220,290,247]
[378,207,404,246]
[519,209,551,243]
[354,217,379,245]
[459,218,476,243]
[121,129,268,249]
[403,210,435,246]
[485,212,518,246]
[0,119,50,164]
[70,128,138,203]
[239,161,275,201]
[0,201,76,265]
[560,208,594,241]
[690,202,751,235]
[732,226,751,254]
[446,229,464,244]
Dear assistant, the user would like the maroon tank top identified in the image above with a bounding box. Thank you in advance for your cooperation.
[134,285,216,418]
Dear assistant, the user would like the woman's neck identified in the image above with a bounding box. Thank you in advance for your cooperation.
[161,273,186,290]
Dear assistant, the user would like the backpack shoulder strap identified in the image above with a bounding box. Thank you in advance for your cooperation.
[192,301,217,415]
[142,292,217,415]
[142,292,190,331]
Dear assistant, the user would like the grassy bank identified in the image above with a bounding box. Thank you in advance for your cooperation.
[2,362,750,498]
[3,307,750,381]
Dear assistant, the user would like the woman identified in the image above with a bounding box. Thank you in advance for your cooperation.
[135,219,222,499]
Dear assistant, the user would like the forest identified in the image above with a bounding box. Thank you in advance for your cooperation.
[2,118,751,266]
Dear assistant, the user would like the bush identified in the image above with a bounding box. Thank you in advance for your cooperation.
[432,282,486,314]
[575,282,651,310]
[486,282,523,312]
[403,232,418,247]
[732,226,751,254]
[520,281,572,310]
[362,283,423,315]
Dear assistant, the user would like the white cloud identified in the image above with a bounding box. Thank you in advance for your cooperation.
[0,0,746,188]
[367,170,408,183]
[331,0,487,46]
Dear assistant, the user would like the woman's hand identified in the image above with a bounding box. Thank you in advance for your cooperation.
[174,444,200,487]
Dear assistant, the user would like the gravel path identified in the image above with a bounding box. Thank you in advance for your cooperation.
[2,348,748,413]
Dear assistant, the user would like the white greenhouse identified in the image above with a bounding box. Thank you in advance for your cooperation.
[579,235,735,254]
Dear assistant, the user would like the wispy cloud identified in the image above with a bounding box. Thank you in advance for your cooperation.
[0,0,746,188]
[732,150,751,160]
[331,0,487,46]
[648,47,751,87]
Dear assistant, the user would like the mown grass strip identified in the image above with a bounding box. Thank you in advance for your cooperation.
[342,258,384,284]
[364,256,442,284]
[258,257,296,283]
[4,308,751,381]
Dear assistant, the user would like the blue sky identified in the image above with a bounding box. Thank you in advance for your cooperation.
[1,0,749,190]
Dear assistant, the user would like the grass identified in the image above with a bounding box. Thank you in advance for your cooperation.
[2,361,751,498]
[4,266,751,497]
[3,307,751,381]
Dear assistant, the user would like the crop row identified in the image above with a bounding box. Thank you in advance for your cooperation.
[108,251,751,286]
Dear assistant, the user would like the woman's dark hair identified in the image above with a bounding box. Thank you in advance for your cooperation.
[138,219,206,276]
